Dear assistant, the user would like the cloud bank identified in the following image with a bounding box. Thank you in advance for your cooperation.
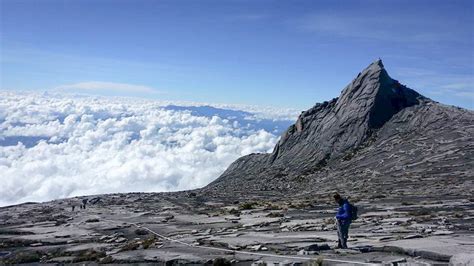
[0,91,297,206]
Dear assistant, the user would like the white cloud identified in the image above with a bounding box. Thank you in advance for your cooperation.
[56,81,160,94]
[0,91,295,206]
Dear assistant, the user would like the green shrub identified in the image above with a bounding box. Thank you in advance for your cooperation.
[304,257,324,266]
[142,236,156,249]
[213,257,232,266]
[73,249,106,262]
[239,202,256,210]
[6,251,42,264]
[100,255,114,264]
[228,208,241,216]
[120,241,140,251]
[408,209,431,216]
[267,212,284,218]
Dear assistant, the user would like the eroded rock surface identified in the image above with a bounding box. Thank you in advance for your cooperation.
[1,192,472,264]
[206,60,473,201]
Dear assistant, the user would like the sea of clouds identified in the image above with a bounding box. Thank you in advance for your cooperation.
[0,91,298,206]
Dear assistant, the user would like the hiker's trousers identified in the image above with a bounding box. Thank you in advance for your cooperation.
[336,219,350,248]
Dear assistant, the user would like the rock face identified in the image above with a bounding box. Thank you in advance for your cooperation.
[206,59,473,196]
[269,59,422,169]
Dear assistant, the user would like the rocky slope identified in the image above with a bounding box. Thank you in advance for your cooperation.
[206,59,473,200]
[1,191,472,265]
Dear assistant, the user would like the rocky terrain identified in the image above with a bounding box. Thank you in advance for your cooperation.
[207,60,473,198]
[0,192,472,265]
[1,60,473,265]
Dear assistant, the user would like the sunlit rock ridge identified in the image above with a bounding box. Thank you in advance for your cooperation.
[207,60,473,197]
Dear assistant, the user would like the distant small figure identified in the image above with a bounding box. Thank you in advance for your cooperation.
[333,193,355,249]
[82,198,88,209]
[69,200,78,211]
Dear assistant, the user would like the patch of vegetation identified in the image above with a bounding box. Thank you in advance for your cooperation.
[142,236,156,249]
[265,203,283,210]
[414,216,433,223]
[39,207,56,214]
[0,229,34,235]
[213,257,232,266]
[266,212,284,218]
[370,194,386,199]
[342,151,356,161]
[323,218,335,225]
[228,208,241,216]
[0,238,35,248]
[239,202,256,210]
[100,255,114,264]
[5,251,43,264]
[53,214,70,219]
[293,175,307,183]
[34,215,55,223]
[120,241,140,251]
[408,209,431,216]
[304,257,324,266]
[45,248,66,259]
[55,219,68,226]
[73,249,106,262]
[288,201,313,209]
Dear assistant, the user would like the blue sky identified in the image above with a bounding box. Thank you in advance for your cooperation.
[1,0,473,109]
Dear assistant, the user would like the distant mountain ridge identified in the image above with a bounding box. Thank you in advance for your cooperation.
[205,60,473,198]
[163,105,293,135]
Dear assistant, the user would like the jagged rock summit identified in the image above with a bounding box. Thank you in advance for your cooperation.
[269,59,422,169]
[206,59,473,197]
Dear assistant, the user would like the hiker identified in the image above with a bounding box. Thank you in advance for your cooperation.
[81,198,88,209]
[334,193,353,249]
[69,200,78,211]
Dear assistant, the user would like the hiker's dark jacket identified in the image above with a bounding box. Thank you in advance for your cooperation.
[336,199,351,223]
